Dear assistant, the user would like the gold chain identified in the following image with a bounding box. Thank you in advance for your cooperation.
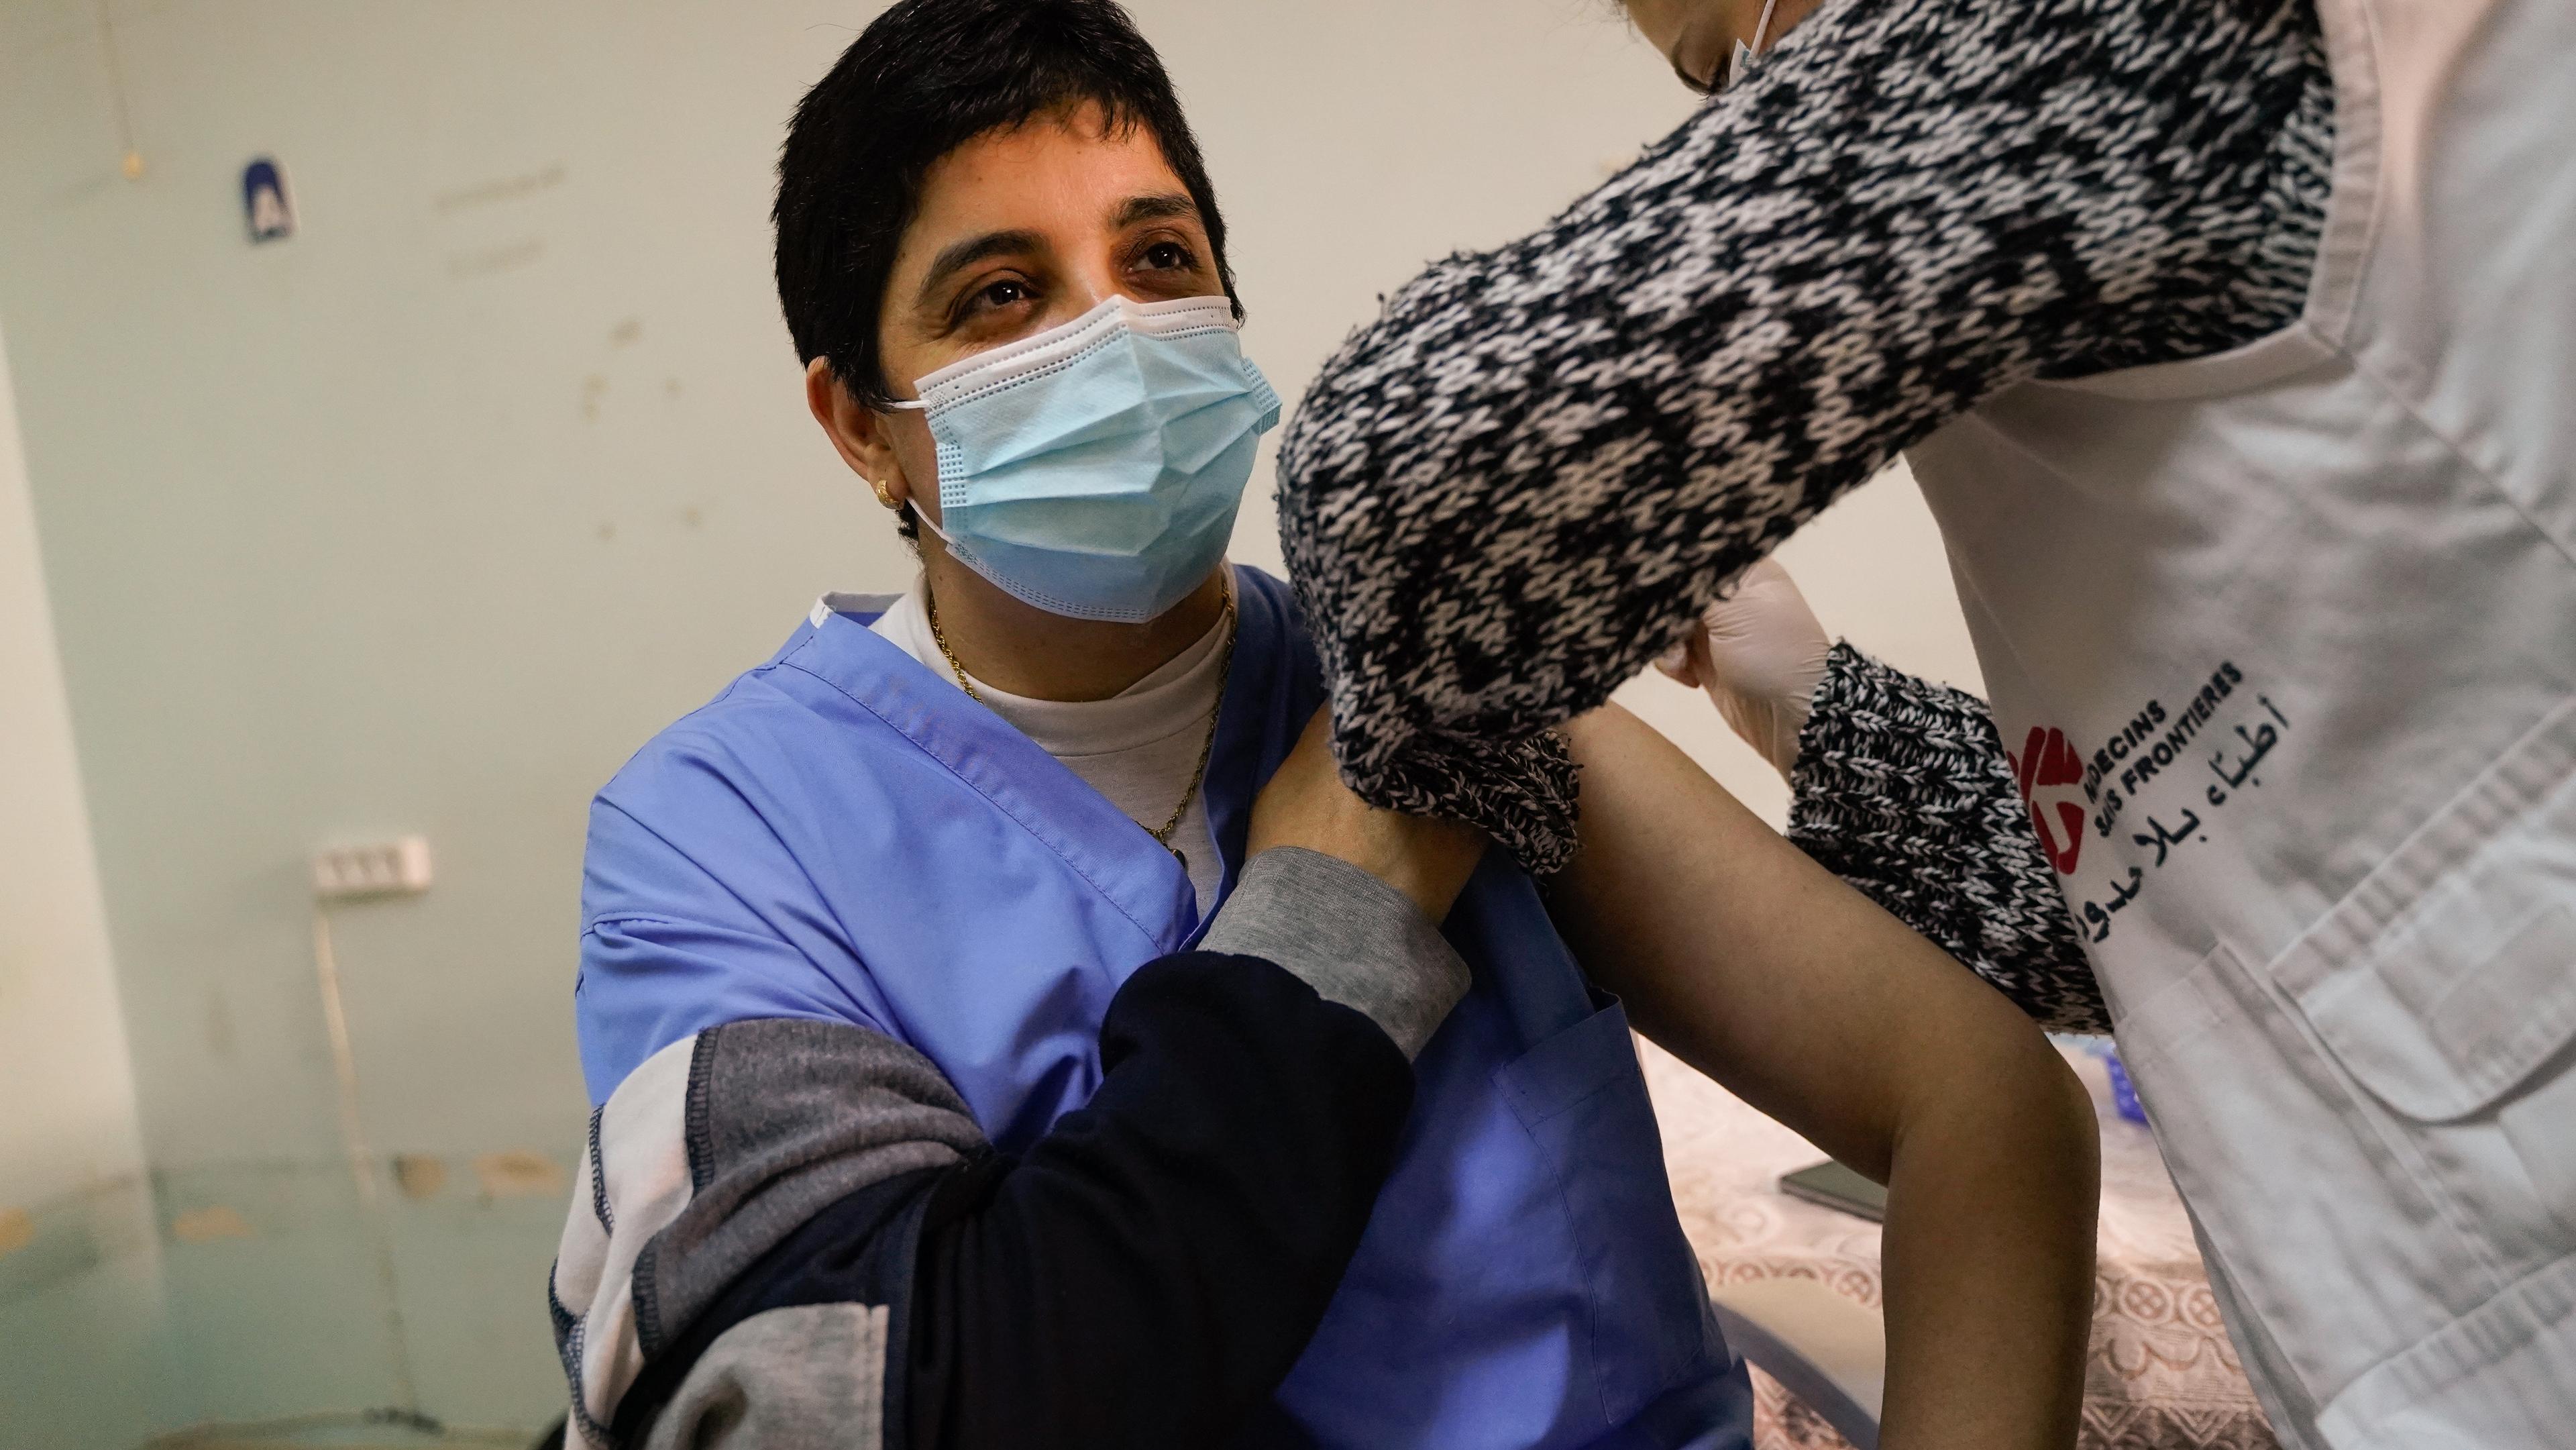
[924,575,1237,867]
[920,581,987,706]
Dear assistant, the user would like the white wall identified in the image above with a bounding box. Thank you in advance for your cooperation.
[0,319,144,1209]
[0,0,1980,1435]
[0,309,172,1445]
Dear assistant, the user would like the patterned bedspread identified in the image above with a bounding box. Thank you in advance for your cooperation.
[1642,1041,2280,1450]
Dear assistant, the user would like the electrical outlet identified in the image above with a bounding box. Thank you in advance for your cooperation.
[311,836,433,902]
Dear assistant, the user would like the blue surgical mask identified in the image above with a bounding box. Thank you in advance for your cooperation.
[894,295,1280,623]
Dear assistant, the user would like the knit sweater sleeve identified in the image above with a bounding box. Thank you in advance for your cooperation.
[1788,644,2106,1033]
[1274,0,2331,873]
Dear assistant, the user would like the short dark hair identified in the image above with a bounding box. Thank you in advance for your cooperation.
[774,0,1240,411]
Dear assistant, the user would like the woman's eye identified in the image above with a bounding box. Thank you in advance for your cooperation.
[1140,242,1195,272]
[966,278,1033,315]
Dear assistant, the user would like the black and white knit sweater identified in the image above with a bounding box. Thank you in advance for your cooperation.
[1787,645,2106,1031]
[1277,0,2333,1029]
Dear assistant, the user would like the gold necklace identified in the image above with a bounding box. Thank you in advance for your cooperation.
[924,576,1237,872]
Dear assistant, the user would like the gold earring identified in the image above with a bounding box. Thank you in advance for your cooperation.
[869,478,896,511]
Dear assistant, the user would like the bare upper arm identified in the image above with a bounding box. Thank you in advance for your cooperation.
[1548,704,2067,1179]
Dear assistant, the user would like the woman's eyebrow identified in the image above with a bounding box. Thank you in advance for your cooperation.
[1110,192,1201,229]
[915,228,1047,306]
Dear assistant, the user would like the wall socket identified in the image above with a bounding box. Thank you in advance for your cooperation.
[311,836,433,902]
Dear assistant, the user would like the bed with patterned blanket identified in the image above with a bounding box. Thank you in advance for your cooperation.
[1643,1040,2280,1450]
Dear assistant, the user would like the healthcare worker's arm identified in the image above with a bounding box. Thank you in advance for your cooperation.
[550,719,1485,1450]
[1550,705,2098,1450]
[1271,0,2329,875]
[1659,560,2106,1033]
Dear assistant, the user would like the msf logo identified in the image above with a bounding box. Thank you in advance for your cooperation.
[2010,727,2088,876]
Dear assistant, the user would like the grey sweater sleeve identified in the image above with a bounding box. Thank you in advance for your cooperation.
[550,1023,985,1449]
[1787,643,2107,1033]
[1201,846,1472,1059]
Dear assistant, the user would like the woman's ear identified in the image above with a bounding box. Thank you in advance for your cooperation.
[805,356,912,515]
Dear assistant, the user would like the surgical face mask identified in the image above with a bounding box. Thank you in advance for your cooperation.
[893,295,1280,624]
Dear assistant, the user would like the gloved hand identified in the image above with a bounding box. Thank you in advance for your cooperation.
[1655,557,1833,780]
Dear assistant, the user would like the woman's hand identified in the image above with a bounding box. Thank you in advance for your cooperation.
[1657,557,1833,778]
[1249,710,1487,923]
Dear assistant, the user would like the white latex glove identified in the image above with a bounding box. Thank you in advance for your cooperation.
[1655,557,1833,780]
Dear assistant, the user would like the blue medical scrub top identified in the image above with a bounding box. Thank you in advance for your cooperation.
[576,566,1752,1450]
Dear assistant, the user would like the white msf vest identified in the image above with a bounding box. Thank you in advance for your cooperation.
[1907,1,2575,1445]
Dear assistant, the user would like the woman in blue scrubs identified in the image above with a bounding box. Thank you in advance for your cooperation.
[544,3,2101,1448]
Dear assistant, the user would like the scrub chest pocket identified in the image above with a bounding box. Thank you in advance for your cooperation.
[1499,992,1726,1426]
[1265,883,1736,1450]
